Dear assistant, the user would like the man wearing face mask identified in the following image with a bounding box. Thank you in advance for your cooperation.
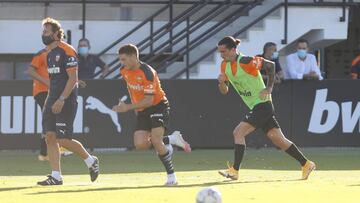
[285,39,323,80]
[78,38,109,79]
[37,18,99,186]
[257,42,284,84]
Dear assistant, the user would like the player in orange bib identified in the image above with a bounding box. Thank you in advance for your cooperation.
[27,48,50,161]
[112,44,191,186]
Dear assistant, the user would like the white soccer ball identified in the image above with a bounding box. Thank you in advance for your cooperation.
[196,187,222,203]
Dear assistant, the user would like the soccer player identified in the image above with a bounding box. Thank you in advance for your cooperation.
[112,44,191,186]
[27,48,50,161]
[216,36,316,180]
[37,17,99,185]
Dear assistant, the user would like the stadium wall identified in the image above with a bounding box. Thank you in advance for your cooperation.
[0,80,359,150]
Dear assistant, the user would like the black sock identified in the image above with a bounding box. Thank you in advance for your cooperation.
[158,151,174,174]
[40,137,47,156]
[285,144,307,166]
[163,136,170,145]
[233,144,245,170]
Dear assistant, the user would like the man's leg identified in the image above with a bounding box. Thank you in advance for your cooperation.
[55,100,99,182]
[37,102,63,186]
[219,122,255,180]
[35,92,48,161]
[163,131,191,153]
[37,131,63,186]
[266,128,315,179]
[151,127,177,185]
[39,135,48,161]
[133,130,152,150]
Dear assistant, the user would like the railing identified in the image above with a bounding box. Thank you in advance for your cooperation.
[170,0,359,79]
[96,0,259,79]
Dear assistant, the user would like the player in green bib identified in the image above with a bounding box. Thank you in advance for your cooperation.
[217,36,315,180]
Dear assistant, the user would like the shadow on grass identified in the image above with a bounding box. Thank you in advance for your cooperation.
[348,184,360,187]
[1,149,360,176]
[26,178,302,195]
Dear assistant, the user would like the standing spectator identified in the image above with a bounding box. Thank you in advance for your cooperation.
[258,42,284,84]
[350,42,360,79]
[78,38,109,79]
[285,39,323,80]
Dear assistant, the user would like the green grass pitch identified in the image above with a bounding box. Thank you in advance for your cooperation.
[0,148,359,203]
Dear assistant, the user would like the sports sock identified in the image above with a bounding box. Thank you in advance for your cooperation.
[51,171,62,181]
[84,155,95,168]
[285,144,307,166]
[163,136,170,145]
[40,137,47,156]
[158,150,174,174]
[233,144,245,170]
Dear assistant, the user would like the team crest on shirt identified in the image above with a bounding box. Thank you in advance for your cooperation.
[55,55,60,62]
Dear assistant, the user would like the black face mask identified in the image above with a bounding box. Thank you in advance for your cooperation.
[41,35,55,45]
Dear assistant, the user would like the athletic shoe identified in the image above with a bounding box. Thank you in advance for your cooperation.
[89,156,99,182]
[38,155,49,161]
[218,162,238,180]
[302,160,316,180]
[37,175,63,186]
[164,173,178,186]
[170,131,192,153]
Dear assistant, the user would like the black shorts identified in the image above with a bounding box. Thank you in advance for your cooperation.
[34,91,48,109]
[135,100,170,132]
[42,98,77,139]
[243,101,280,133]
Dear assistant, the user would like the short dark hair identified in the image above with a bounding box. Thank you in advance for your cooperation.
[79,38,90,47]
[297,38,309,45]
[42,17,64,39]
[263,42,276,54]
[118,44,139,58]
[217,36,241,49]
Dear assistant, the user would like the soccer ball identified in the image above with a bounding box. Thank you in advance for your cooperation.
[196,187,222,203]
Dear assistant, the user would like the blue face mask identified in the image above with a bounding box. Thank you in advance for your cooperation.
[297,49,307,59]
[78,47,89,56]
[272,51,279,60]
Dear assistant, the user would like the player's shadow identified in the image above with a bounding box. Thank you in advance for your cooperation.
[0,186,36,192]
[27,178,302,195]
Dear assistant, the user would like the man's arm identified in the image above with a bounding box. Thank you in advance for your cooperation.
[286,55,303,79]
[113,95,154,113]
[51,68,77,114]
[262,59,275,90]
[100,64,109,79]
[61,68,77,99]
[218,74,229,95]
[128,95,153,110]
[350,61,359,79]
[27,66,50,87]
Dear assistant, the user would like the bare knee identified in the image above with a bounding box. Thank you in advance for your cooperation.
[267,128,291,150]
[150,136,163,149]
[134,140,151,150]
[134,131,151,150]
[57,138,71,147]
[45,132,57,145]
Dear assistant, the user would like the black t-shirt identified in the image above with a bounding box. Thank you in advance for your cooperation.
[257,54,282,75]
[47,42,78,101]
[78,55,106,79]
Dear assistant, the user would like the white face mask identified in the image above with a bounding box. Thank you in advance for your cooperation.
[272,51,279,60]
[78,47,89,56]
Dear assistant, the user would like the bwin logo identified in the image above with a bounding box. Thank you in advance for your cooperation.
[0,96,124,135]
[308,89,360,134]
